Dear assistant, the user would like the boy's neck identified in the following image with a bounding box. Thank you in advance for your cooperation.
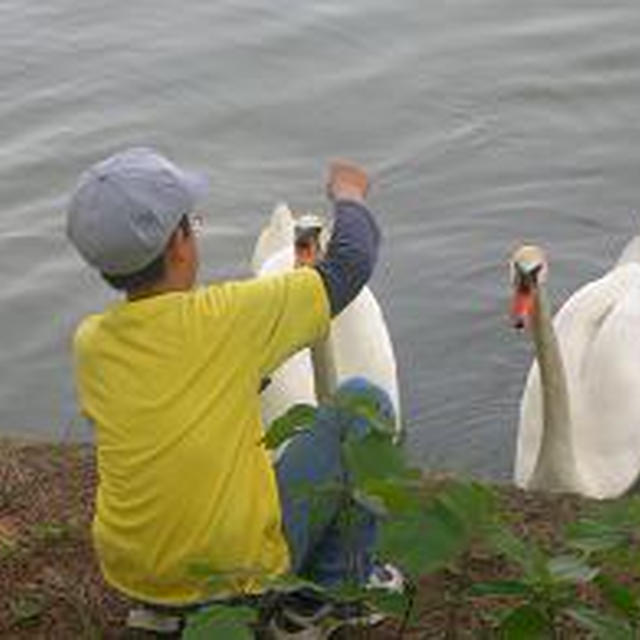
[127,278,192,302]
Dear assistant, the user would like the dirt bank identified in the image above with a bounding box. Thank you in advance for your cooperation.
[0,439,593,638]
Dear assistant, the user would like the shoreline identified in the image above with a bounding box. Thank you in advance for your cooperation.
[0,438,605,638]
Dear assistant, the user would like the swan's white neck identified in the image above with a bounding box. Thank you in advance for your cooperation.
[528,285,582,492]
[311,339,337,405]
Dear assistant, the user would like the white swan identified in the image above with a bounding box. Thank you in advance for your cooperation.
[253,203,402,435]
[253,204,318,428]
[510,243,640,498]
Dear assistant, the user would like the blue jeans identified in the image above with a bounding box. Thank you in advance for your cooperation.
[275,377,395,587]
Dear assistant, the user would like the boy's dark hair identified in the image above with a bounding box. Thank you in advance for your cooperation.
[101,215,192,293]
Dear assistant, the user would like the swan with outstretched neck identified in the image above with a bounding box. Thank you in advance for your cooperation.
[510,243,640,499]
[253,203,401,436]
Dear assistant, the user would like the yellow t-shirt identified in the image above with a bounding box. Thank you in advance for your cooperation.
[72,268,330,605]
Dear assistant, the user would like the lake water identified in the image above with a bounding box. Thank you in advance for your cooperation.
[2,0,640,480]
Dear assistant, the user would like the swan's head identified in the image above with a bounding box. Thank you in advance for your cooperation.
[294,213,325,266]
[509,245,548,330]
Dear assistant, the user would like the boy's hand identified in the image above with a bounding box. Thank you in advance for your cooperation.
[327,160,369,203]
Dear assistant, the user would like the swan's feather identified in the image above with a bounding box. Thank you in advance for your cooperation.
[251,203,295,274]
[517,262,640,498]
[329,288,401,426]
[255,230,316,428]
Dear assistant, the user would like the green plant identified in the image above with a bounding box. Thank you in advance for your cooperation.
[184,392,640,638]
[185,394,418,637]
[185,396,640,640]
[565,496,640,634]
[9,591,47,627]
[470,520,634,638]
[31,519,74,544]
[185,391,504,637]
[182,604,257,640]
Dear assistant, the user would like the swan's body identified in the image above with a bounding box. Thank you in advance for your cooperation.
[512,242,640,499]
[254,203,401,434]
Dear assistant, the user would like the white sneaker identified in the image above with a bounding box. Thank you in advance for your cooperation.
[126,605,183,634]
[366,562,405,594]
[268,587,389,638]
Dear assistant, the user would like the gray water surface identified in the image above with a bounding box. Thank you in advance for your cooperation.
[2,0,640,480]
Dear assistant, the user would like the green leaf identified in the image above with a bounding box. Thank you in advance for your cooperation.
[359,477,423,515]
[343,431,406,484]
[486,523,532,570]
[377,480,501,578]
[566,519,627,556]
[380,505,464,577]
[32,521,72,543]
[498,604,549,639]
[595,496,640,531]
[329,581,369,602]
[547,555,599,584]
[487,524,550,584]
[289,479,340,502]
[564,604,634,640]
[468,580,531,597]
[9,593,46,626]
[366,589,411,619]
[595,574,640,620]
[436,481,496,528]
[352,489,389,518]
[262,404,317,450]
[262,573,323,594]
[182,604,257,640]
[378,512,433,577]
[332,389,395,435]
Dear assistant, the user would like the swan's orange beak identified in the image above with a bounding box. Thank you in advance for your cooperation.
[511,287,534,331]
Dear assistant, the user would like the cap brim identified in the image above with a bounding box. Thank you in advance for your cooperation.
[181,169,210,203]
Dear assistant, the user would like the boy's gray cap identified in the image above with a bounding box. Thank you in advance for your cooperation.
[67,147,208,275]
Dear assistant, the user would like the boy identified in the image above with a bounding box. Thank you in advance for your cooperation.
[67,147,392,606]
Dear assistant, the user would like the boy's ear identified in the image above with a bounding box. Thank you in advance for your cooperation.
[166,226,188,264]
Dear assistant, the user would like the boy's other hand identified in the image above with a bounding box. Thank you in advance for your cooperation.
[327,160,369,204]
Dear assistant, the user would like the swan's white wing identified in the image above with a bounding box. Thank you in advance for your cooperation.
[253,206,317,429]
[516,263,640,498]
[259,248,317,429]
[261,351,317,428]
[576,265,640,496]
[261,245,295,276]
[251,203,295,274]
[330,288,402,433]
